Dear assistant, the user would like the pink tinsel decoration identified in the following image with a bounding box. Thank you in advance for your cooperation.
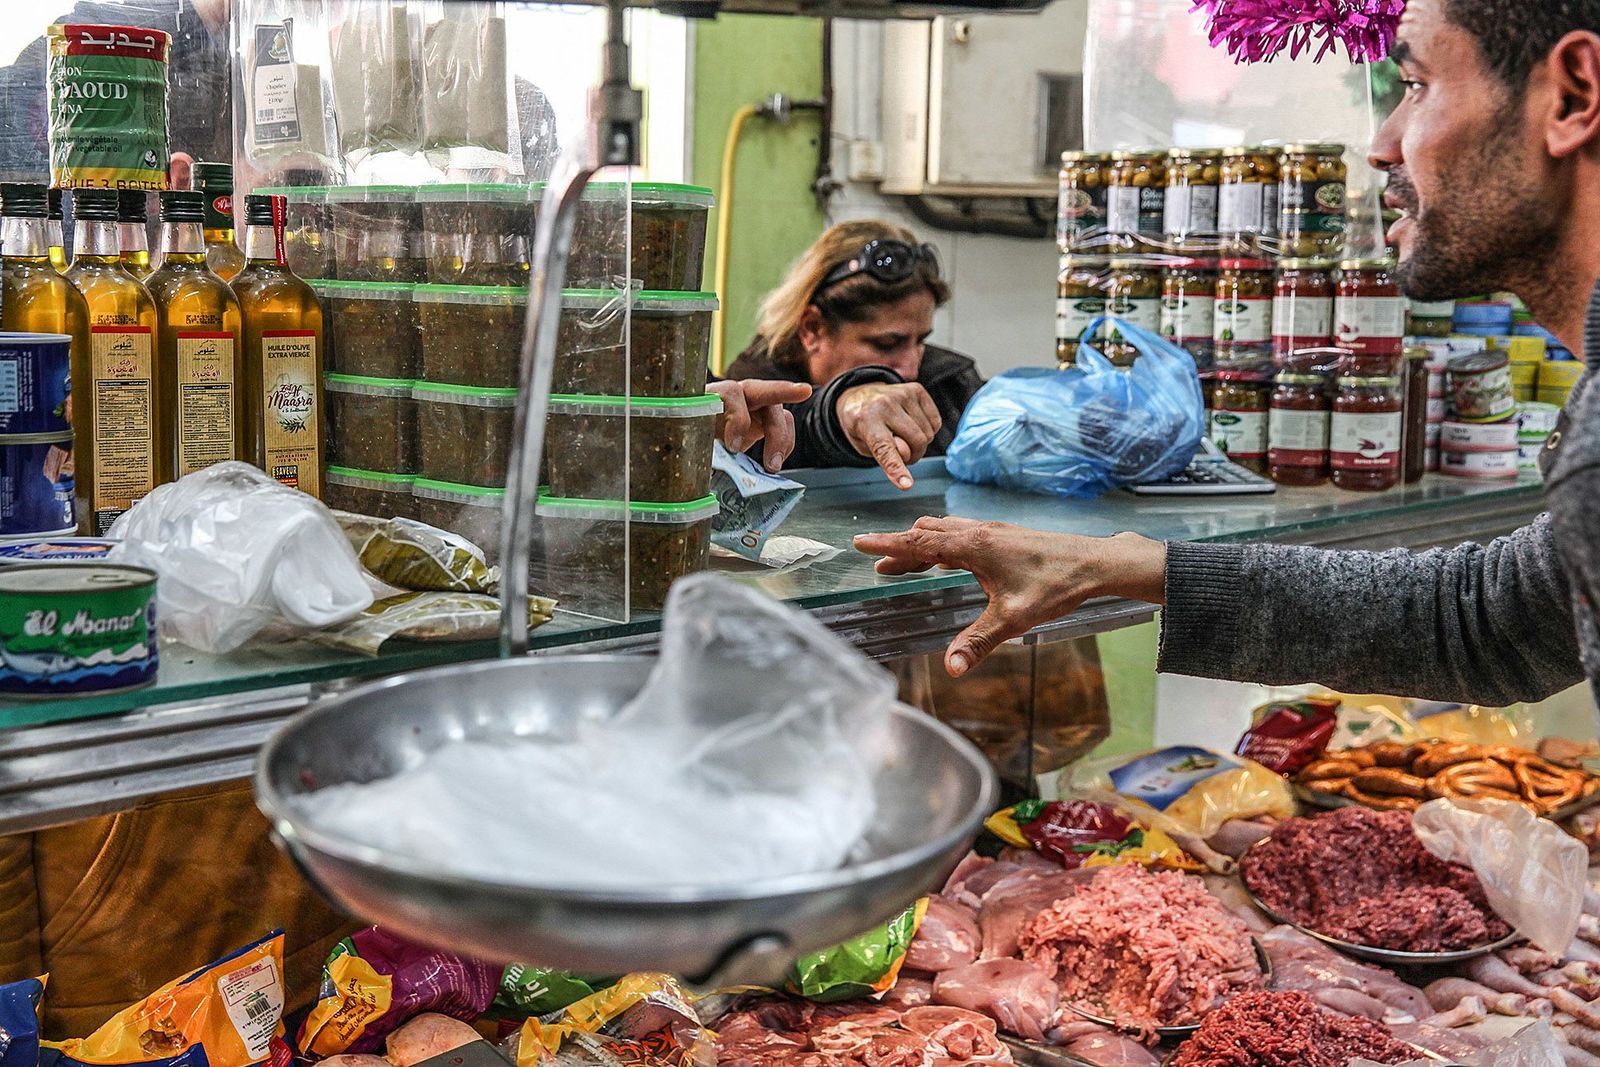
[1192,0,1406,64]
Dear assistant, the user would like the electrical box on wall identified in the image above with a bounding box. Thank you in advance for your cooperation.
[881,0,1087,197]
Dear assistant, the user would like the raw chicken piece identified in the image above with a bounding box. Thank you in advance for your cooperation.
[881,978,936,1011]
[1311,987,1409,1023]
[943,857,1041,910]
[933,960,1059,1043]
[1387,1021,1488,1058]
[995,848,1065,870]
[386,1014,484,1067]
[1504,946,1564,974]
[1060,1032,1161,1067]
[907,898,983,974]
[1422,995,1487,1028]
[1424,976,1529,1016]
[1553,988,1600,1028]
[1258,926,1432,1019]
[1206,818,1276,861]
[901,1007,1004,1061]
[977,871,1096,960]
[1468,953,1553,998]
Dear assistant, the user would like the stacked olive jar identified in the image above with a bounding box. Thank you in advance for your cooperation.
[295,180,719,613]
[1056,141,1422,491]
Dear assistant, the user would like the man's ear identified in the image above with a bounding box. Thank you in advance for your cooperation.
[1546,31,1600,159]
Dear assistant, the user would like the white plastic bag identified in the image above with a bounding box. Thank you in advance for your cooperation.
[303,573,897,888]
[108,463,373,653]
[1412,797,1587,955]
[1352,1019,1563,1067]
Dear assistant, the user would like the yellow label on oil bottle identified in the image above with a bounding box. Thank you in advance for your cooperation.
[176,331,237,477]
[89,324,155,531]
[260,330,320,497]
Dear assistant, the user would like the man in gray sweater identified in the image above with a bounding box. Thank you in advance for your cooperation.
[856,0,1600,713]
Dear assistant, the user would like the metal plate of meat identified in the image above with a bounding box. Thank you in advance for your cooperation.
[1158,1042,1454,1065]
[257,654,997,985]
[1293,782,1600,823]
[1062,938,1273,1038]
[1236,841,1520,966]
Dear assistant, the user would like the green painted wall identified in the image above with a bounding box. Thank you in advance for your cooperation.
[1093,619,1161,757]
[691,15,827,364]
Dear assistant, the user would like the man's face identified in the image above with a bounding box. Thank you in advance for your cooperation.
[1370,0,1564,300]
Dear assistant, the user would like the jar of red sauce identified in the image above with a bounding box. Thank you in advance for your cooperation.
[1331,374,1403,491]
[1272,258,1334,368]
[1335,259,1406,374]
[1210,369,1271,474]
[1269,372,1330,486]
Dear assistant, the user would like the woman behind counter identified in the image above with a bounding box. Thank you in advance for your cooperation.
[726,221,984,489]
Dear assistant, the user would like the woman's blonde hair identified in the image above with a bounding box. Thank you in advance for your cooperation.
[754,220,950,369]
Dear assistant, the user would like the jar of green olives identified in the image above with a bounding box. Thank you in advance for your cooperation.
[1218,147,1280,255]
[1105,151,1167,250]
[1104,257,1161,366]
[1160,258,1217,370]
[1056,256,1108,366]
[1278,143,1348,257]
[1164,148,1222,249]
[1058,151,1114,253]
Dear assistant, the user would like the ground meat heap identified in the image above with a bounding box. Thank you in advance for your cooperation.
[1169,990,1417,1067]
[1017,864,1263,1033]
[1240,807,1510,952]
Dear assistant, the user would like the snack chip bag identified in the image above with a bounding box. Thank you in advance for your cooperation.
[42,933,286,1067]
[1236,698,1340,775]
[300,927,500,1058]
[1,977,45,1067]
[1062,747,1296,840]
[984,799,1200,871]
[491,967,603,1021]
[511,974,711,1067]
[786,901,925,1002]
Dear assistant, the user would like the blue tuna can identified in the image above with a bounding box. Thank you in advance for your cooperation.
[0,432,78,537]
[0,333,72,436]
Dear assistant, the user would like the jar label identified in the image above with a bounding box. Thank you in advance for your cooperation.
[1137,187,1165,234]
[1106,187,1141,236]
[1272,295,1333,340]
[1105,296,1160,336]
[1058,186,1107,246]
[1330,410,1402,470]
[1269,407,1330,465]
[176,331,238,478]
[1218,182,1265,234]
[1161,293,1215,341]
[1056,296,1107,340]
[90,325,156,532]
[1426,396,1447,421]
[1210,407,1268,459]
[261,330,322,497]
[1164,185,1218,237]
[1280,179,1346,216]
[1214,295,1272,343]
[1262,186,1281,235]
[1335,295,1407,346]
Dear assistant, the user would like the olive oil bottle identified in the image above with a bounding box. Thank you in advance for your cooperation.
[46,189,67,272]
[118,190,155,280]
[147,191,245,481]
[193,161,245,281]
[0,183,90,531]
[64,188,162,534]
[233,193,324,497]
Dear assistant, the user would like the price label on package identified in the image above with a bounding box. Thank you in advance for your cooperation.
[220,954,284,1059]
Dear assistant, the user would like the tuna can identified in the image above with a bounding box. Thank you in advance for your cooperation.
[1447,352,1516,422]
[0,538,116,564]
[0,333,72,435]
[1439,448,1519,480]
[0,563,157,697]
[1440,420,1519,454]
[0,432,77,537]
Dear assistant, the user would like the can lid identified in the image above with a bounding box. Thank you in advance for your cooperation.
[0,538,117,563]
[414,183,534,204]
[1276,258,1336,271]
[1281,142,1346,155]
[412,283,528,305]
[0,332,72,344]
[325,373,417,397]
[326,466,417,488]
[1448,351,1510,374]
[0,562,157,593]
[537,491,719,524]
[412,381,519,406]
[547,393,724,418]
[579,182,715,209]
[414,477,506,505]
[325,185,417,204]
[312,280,417,300]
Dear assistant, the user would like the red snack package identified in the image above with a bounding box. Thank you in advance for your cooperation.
[1236,699,1340,775]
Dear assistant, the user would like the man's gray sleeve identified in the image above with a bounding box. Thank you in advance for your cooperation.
[1157,513,1584,705]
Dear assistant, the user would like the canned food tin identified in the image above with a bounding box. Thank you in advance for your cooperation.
[1448,352,1516,422]
[0,538,117,563]
[0,433,76,537]
[0,333,73,436]
[1440,420,1519,453]
[1439,448,1519,480]
[0,563,157,697]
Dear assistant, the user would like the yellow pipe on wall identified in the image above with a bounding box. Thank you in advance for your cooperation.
[711,103,761,376]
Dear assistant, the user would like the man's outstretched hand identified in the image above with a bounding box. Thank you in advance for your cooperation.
[853,517,1167,677]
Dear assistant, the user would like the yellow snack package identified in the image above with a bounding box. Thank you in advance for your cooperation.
[41,933,287,1067]
[512,974,711,1067]
[984,799,1201,871]
[1062,747,1296,841]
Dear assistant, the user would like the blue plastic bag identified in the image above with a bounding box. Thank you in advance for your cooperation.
[946,316,1205,497]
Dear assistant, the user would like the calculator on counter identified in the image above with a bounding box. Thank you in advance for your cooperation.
[1127,439,1277,496]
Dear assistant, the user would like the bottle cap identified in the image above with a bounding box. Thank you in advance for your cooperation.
[70,189,119,222]
[117,189,148,223]
[159,191,205,223]
[0,183,48,219]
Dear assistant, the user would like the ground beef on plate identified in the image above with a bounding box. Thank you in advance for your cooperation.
[1168,990,1417,1067]
[1239,806,1510,952]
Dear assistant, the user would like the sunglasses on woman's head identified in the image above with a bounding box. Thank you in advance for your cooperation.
[815,239,941,296]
